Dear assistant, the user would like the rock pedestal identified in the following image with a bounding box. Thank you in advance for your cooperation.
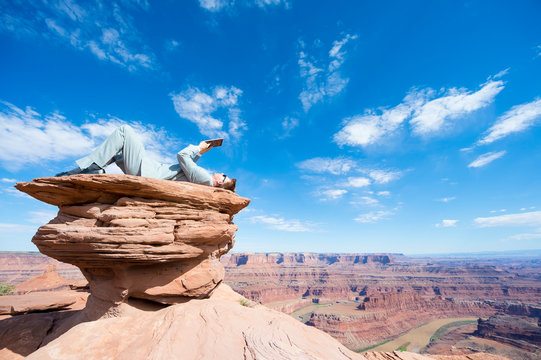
[15,174,250,318]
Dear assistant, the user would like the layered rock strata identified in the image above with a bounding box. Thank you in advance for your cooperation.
[474,313,541,352]
[15,174,249,318]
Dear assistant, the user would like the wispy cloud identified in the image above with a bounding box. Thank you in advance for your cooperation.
[507,233,541,241]
[0,223,37,232]
[334,76,504,147]
[198,0,289,12]
[410,80,504,136]
[171,86,245,139]
[248,215,314,232]
[468,151,506,168]
[28,211,58,224]
[1,178,17,183]
[377,191,391,196]
[368,169,402,184]
[296,157,355,175]
[354,210,393,223]
[281,116,299,138]
[298,34,357,111]
[436,219,458,227]
[3,187,32,199]
[165,39,180,52]
[351,196,379,206]
[346,176,371,188]
[319,189,347,200]
[477,98,541,145]
[437,197,456,203]
[0,0,156,71]
[475,211,541,227]
[0,101,176,171]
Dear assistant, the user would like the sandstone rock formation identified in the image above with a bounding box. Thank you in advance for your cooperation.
[14,263,80,294]
[24,288,367,360]
[15,174,250,319]
[474,313,541,352]
[0,251,83,285]
[221,252,395,267]
[0,292,85,315]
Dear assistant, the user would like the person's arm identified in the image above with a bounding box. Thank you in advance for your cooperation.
[177,144,213,186]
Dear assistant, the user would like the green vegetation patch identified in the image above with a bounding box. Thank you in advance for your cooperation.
[0,282,15,296]
[357,339,392,353]
[429,319,478,343]
[395,342,410,352]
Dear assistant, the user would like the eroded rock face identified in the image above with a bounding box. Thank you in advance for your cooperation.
[15,175,249,318]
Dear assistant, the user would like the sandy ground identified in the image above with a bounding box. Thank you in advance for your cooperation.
[369,317,478,353]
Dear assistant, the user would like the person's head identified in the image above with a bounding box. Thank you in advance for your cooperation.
[212,173,237,192]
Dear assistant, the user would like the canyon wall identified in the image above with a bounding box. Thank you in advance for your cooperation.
[222,252,541,350]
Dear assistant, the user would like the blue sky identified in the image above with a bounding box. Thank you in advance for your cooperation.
[1,0,541,254]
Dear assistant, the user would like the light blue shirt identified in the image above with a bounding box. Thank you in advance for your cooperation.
[141,145,213,186]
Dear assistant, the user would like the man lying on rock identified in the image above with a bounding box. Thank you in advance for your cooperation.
[56,124,236,191]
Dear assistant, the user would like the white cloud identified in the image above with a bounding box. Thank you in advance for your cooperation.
[198,0,289,12]
[320,189,347,200]
[281,116,299,138]
[1,178,17,183]
[334,76,504,147]
[298,34,357,111]
[165,39,180,52]
[368,169,402,184]
[468,151,506,168]
[0,0,156,71]
[28,211,58,224]
[296,157,355,175]
[0,101,176,171]
[489,209,507,213]
[0,223,37,232]
[248,215,313,232]
[507,233,541,241]
[478,98,541,145]
[254,0,289,8]
[354,210,393,223]
[347,177,371,188]
[436,219,458,227]
[410,80,504,136]
[475,211,541,227]
[351,196,379,206]
[334,92,423,147]
[171,86,245,139]
[199,0,230,12]
[3,187,32,199]
[437,197,456,203]
[377,191,390,196]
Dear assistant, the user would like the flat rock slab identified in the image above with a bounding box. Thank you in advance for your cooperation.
[15,174,250,215]
[0,292,80,315]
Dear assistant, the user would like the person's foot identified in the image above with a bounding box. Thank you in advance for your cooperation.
[56,163,104,177]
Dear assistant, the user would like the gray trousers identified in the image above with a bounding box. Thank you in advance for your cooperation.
[76,125,144,175]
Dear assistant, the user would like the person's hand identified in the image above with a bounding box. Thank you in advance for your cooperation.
[199,141,212,154]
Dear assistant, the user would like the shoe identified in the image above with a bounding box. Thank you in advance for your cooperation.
[56,163,105,177]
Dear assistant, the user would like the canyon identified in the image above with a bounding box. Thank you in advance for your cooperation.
[221,252,541,356]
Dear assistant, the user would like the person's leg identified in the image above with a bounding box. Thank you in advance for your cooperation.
[75,125,144,175]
